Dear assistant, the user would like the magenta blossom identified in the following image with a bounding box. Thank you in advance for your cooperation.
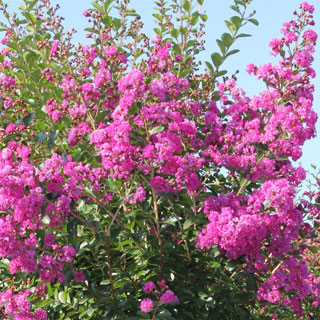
[160,290,179,304]
[143,281,156,293]
[140,298,154,312]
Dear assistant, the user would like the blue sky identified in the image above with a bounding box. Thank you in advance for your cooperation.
[2,0,320,170]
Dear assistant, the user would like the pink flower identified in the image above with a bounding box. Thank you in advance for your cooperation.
[300,2,314,13]
[5,123,15,134]
[105,45,118,57]
[74,270,85,282]
[33,308,47,319]
[51,110,60,122]
[125,186,146,204]
[81,82,93,93]
[50,41,59,56]
[44,234,55,249]
[61,246,76,262]
[159,280,166,287]
[34,285,48,298]
[160,290,179,304]
[303,29,318,43]
[140,298,154,312]
[143,281,156,293]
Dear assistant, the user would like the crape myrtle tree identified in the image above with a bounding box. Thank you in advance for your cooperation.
[0,0,318,318]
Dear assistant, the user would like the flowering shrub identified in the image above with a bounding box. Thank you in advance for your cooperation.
[0,0,319,319]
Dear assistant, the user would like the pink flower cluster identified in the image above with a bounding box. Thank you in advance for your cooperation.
[140,281,179,313]
[257,257,310,317]
[0,143,96,317]
[196,3,318,315]
[0,289,46,319]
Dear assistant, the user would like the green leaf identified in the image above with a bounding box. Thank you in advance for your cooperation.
[22,12,35,24]
[107,178,122,192]
[225,20,236,35]
[37,122,46,131]
[112,18,122,30]
[104,0,114,9]
[158,309,173,317]
[185,39,196,49]
[226,49,240,57]
[33,49,44,59]
[150,126,164,136]
[215,70,228,77]
[235,0,246,6]
[248,18,259,26]
[210,245,221,258]
[230,5,240,14]
[200,14,207,22]
[178,26,187,36]
[211,52,222,68]
[36,109,47,120]
[48,131,57,150]
[183,219,193,230]
[216,39,225,54]
[117,240,134,248]
[23,112,36,126]
[153,13,163,21]
[78,297,89,306]
[23,50,36,63]
[18,4,26,10]
[299,229,306,239]
[169,28,179,38]
[87,307,96,316]
[208,261,221,268]
[161,218,176,226]
[253,142,269,152]
[36,299,54,309]
[221,33,233,47]
[180,67,192,78]
[58,291,66,304]
[16,19,27,26]
[20,35,32,48]
[26,0,38,11]
[182,0,191,12]
[31,69,42,82]
[204,61,214,74]
[91,1,104,14]
[190,12,199,26]
[101,15,113,27]
[126,8,138,17]
[196,0,204,4]
[114,279,130,289]
[100,279,110,285]
[236,33,251,39]
[84,27,99,35]
[0,259,9,267]
[154,28,161,35]
[275,156,289,161]
[137,311,150,319]
[226,260,238,272]
[46,283,53,297]
[307,246,318,254]
[230,16,242,30]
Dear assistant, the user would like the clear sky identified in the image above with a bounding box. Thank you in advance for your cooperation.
[2,0,320,171]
